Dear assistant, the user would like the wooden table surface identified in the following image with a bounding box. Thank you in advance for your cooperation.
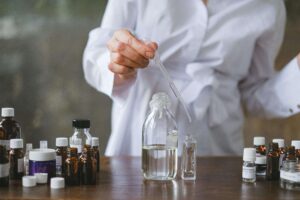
[1,156,300,200]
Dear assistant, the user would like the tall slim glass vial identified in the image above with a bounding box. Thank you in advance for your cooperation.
[9,139,24,180]
[242,148,256,183]
[142,92,178,181]
[181,135,197,180]
[55,137,68,177]
[65,147,80,186]
[92,137,100,172]
[23,143,32,176]
[266,142,280,180]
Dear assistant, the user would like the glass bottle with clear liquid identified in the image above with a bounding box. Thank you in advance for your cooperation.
[69,120,92,156]
[142,92,178,181]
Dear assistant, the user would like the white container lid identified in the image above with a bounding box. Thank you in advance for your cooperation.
[22,176,37,187]
[1,107,14,117]
[92,137,99,147]
[10,139,23,149]
[29,149,56,161]
[253,137,265,146]
[56,137,68,147]
[243,148,256,162]
[291,140,300,150]
[51,177,65,189]
[255,156,266,164]
[35,173,48,184]
[273,139,285,148]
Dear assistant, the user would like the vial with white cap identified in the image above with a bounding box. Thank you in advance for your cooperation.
[0,107,21,150]
[9,139,24,180]
[253,136,266,156]
[273,138,285,168]
[242,148,256,183]
[40,140,48,149]
[24,143,33,176]
[55,137,68,176]
[291,140,300,161]
[92,137,100,172]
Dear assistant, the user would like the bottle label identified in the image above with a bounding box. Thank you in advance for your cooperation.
[242,166,256,179]
[18,158,24,173]
[0,140,10,150]
[56,156,62,166]
[280,170,300,182]
[0,163,9,178]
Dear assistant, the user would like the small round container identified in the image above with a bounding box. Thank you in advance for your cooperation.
[51,177,65,189]
[280,160,300,191]
[29,149,56,182]
[22,176,37,187]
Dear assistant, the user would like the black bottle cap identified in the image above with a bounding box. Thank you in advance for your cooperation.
[72,119,90,128]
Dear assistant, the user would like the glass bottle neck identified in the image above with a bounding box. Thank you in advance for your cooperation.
[74,128,90,135]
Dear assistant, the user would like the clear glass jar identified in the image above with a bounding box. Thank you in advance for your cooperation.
[142,92,178,181]
[69,120,92,155]
[280,160,300,190]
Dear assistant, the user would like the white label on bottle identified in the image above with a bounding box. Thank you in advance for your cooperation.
[0,163,9,178]
[56,156,62,166]
[70,145,82,153]
[0,140,10,150]
[280,170,300,182]
[242,166,256,179]
[18,158,24,173]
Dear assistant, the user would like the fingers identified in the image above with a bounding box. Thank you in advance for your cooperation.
[107,38,149,67]
[108,62,135,75]
[113,29,156,59]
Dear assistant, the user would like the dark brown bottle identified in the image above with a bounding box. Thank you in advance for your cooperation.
[65,147,80,186]
[283,146,296,162]
[9,139,24,180]
[266,142,280,180]
[79,145,96,185]
[0,108,21,142]
[92,137,100,172]
[0,145,9,187]
[55,138,68,177]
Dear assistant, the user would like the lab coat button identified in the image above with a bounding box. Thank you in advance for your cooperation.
[289,108,294,113]
[298,105,300,109]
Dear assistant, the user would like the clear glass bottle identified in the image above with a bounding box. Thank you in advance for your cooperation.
[280,160,300,190]
[266,142,280,180]
[181,135,197,180]
[55,137,68,177]
[0,145,9,187]
[69,120,92,156]
[9,139,24,180]
[142,92,178,181]
[92,137,100,172]
[0,108,21,151]
[23,143,32,176]
[291,140,300,161]
[79,146,97,185]
[65,147,80,186]
[242,148,256,183]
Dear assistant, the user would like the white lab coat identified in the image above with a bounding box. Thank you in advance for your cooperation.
[83,0,300,156]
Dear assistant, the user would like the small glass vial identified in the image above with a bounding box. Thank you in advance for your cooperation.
[266,142,280,180]
[283,146,296,162]
[79,146,97,185]
[55,137,68,177]
[70,120,92,156]
[0,145,9,187]
[255,156,266,176]
[242,148,256,183]
[291,140,300,161]
[273,139,285,168]
[181,135,197,180]
[65,147,80,186]
[92,137,100,172]
[40,140,48,149]
[9,139,24,180]
[23,143,32,176]
[253,137,266,156]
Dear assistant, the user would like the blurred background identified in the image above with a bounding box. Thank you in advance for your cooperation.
[0,0,299,155]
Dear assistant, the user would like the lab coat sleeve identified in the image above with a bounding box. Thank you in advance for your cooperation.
[82,0,137,105]
[240,2,300,118]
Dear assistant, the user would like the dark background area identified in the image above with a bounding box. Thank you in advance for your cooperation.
[0,0,299,154]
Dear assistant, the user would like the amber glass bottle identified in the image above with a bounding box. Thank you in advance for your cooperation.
[253,137,266,156]
[79,145,96,185]
[9,139,24,180]
[0,145,9,187]
[55,137,68,177]
[65,147,80,186]
[92,137,100,172]
[266,143,280,180]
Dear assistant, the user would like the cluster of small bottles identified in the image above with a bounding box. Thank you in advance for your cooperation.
[142,93,197,181]
[0,108,100,188]
[242,136,300,186]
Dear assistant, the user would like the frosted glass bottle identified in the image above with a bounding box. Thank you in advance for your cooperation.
[142,92,178,181]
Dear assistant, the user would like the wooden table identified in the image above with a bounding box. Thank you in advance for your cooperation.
[1,157,300,199]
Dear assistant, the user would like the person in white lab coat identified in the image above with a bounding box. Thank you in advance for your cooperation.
[83,0,300,156]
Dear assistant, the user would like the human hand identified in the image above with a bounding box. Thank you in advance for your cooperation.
[107,29,158,81]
